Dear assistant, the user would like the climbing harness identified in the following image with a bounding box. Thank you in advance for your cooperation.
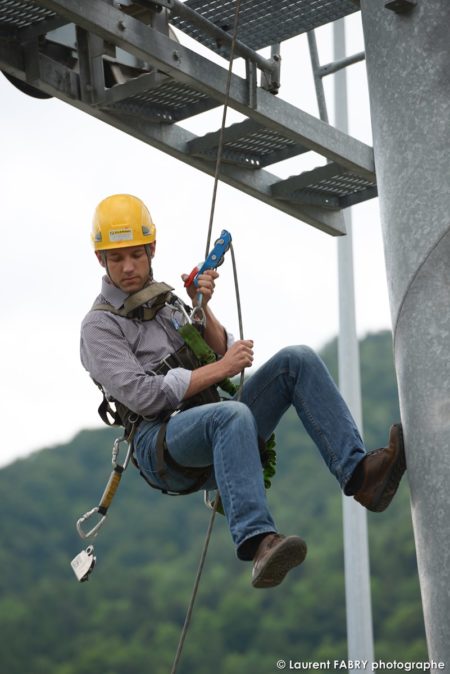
[70,236,239,577]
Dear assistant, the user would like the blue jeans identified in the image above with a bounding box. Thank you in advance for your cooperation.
[134,346,366,557]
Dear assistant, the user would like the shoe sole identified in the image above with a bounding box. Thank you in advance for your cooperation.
[370,424,407,512]
[252,536,307,589]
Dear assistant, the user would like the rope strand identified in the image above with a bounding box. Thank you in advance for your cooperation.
[170,3,242,673]
[170,497,220,674]
[230,242,245,400]
[205,0,242,257]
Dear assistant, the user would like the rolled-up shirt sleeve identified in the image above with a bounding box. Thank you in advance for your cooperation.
[80,312,192,418]
[225,329,234,349]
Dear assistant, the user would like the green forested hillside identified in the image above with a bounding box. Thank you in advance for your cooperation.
[0,331,426,674]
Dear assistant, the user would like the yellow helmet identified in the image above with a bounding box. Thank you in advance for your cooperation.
[91,194,156,251]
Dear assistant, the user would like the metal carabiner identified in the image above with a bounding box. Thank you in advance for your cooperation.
[204,490,216,511]
[112,435,133,469]
[76,506,106,539]
[170,298,192,327]
[203,489,222,513]
[191,304,206,328]
[76,432,135,540]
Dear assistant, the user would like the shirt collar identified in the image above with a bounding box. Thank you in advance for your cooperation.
[101,276,128,309]
[100,275,162,309]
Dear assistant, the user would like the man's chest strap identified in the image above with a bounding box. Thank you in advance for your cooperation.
[92,281,174,320]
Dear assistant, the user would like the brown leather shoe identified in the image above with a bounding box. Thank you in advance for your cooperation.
[354,423,406,512]
[251,533,307,589]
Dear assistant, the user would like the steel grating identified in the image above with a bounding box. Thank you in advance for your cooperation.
[188,119,308,168]
[306,171,375,197]
[227,128,296,157]
[0,0,56,29]
[171,0,359,54]
[105,79,219,122]
[272,163,377,208]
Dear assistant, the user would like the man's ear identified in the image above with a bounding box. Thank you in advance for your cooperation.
[95,251,106,268]
[149,241,156,258]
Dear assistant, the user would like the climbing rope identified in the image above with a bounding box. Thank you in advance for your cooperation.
[230,242,246,394]
[170,246,244,674]
[170,2,243,673]
[204,0,242,258]
[169,496,220,674]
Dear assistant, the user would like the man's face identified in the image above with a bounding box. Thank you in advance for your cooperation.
[98,244,155,293]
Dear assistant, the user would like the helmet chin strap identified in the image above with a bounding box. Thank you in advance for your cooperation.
[145,244,154,282]
[100,251,111,281]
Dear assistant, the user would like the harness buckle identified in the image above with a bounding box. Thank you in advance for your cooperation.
[160,355,174,372]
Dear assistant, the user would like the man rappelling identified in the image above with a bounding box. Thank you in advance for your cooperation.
[80,193,406,589]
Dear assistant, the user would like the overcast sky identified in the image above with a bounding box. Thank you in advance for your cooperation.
[0,13,392,468]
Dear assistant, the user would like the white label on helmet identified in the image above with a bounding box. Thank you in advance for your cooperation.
[109,228,133,242]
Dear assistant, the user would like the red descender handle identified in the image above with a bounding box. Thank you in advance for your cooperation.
[184,265,200,288]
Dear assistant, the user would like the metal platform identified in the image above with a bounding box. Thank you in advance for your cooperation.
[0,0,67,38]
[0,0,54,29]
[105,77,220,123]
[272,163,377,209]
[187,119,309,168]
[0,0,374,236]
[172,0,360,54]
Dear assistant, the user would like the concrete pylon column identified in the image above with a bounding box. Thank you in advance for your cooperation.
[360,1,450,666]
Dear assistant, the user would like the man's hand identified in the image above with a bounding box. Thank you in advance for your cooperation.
[182,269,219,308]
[183,339,254,400]
[220,340,254,377]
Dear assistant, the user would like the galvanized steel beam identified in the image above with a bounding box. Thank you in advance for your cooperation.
[98,109,348,235]
[333,18,374,671]
[33,0,376,180]
[97,71,165,106]
[14,15,67,40]
[318,51,365,78]
[0,40,346,235]
[76,26,105,104]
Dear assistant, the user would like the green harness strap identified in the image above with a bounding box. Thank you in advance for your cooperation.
[177,322,237,397]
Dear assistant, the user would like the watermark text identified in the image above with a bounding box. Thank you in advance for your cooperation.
[275,660,445,671]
